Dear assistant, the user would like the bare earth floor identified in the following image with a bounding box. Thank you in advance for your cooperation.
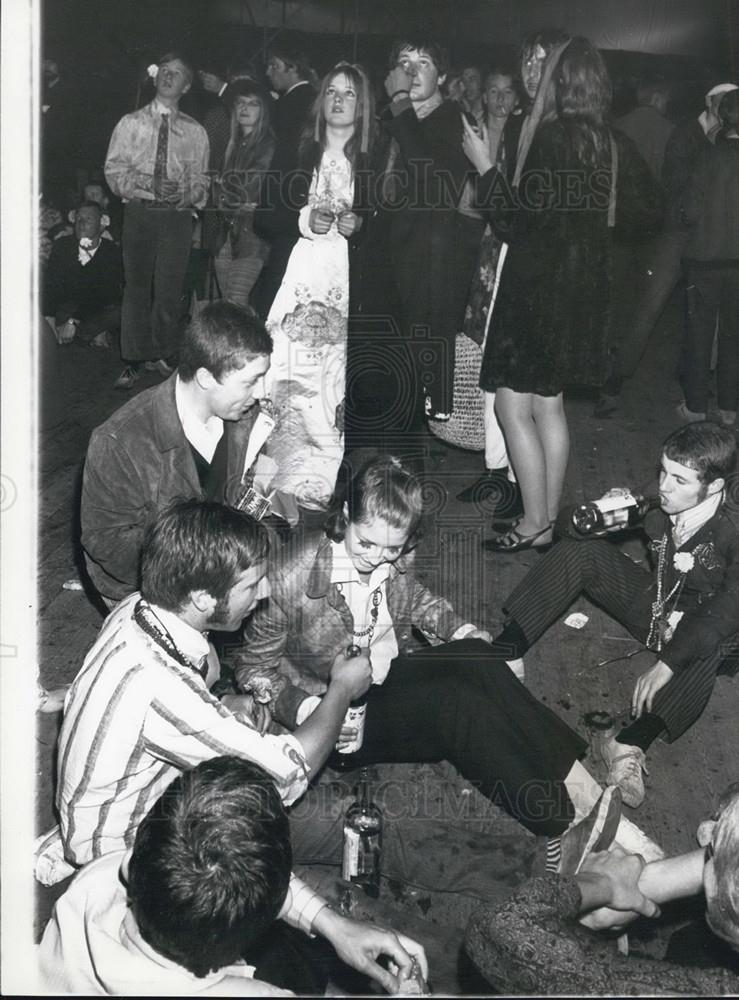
[34,292,738,994]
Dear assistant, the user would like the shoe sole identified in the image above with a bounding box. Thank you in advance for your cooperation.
[601,746,646,808]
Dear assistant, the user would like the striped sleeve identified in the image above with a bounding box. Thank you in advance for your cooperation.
[143,666,310,805]
[278,874,328,937]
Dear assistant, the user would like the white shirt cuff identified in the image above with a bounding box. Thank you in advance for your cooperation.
[298,204,315,239]
[279,873,328,937]
[295,695,322,726]
[451,623,478,641]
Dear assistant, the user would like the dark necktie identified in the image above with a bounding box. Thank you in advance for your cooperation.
[154,112,169,188]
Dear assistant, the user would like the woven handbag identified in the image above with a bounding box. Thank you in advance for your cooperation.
[428,332,485,451]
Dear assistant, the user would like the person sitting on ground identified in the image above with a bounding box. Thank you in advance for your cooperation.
[43,500,426,993]
[40,755,428,995]
[229,450,659,876]
[492,421,738,807]
[465,782,739,993]
[81,301,276,606]
[43,200,122,347]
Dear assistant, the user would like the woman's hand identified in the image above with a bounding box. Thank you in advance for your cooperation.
[337,211,362,238]
[309,207,334,234]
[384,65,413,101]
[462,115,493,176]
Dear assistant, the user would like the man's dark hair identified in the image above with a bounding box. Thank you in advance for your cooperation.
[388,39,449,78]
[267,39,312,81]
[178,300,272,382]
[157,50,195,85]
[141,499,269,611]
[128,756,292,978]
[75,200,103,218]
[662,422,737,485]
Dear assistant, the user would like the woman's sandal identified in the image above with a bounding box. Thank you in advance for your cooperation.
[482,523,554,554]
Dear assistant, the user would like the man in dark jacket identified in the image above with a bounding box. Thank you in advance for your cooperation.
[43,201,122,345]
[493,422,738,808]
[679,89,739,425]
[81,301,274,604]
[250,40,316,317]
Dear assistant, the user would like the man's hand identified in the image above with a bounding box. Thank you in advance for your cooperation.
[578,847,660,919]
[384,65,413,101]
[632,660,673,717]
[462,115,493,176]
[153,177,181,203]
[221,693,272,734]
[313,908,428,994]
[198,70,226,95]
[329,647,371,702]
[337,211,362,238]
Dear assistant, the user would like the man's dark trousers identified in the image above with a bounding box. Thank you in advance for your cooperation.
[503,538,727,741]
[121,201,192,362]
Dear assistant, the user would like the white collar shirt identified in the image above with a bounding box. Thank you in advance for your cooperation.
[175,374,224,462]
[671,490,722,547]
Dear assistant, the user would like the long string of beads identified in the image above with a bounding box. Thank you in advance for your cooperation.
[646,533,687,652]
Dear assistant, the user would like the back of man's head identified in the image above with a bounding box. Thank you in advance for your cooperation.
[179,300,272,383]
[662,422,737,486]
[705,782,739,950]
[636,76,670,112]
[127,756,292,978]
[141,498,269,613]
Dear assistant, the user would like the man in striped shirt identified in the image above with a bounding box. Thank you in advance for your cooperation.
[53,499,430,987]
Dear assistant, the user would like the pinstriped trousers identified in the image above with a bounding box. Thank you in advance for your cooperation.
[503,538,733,742]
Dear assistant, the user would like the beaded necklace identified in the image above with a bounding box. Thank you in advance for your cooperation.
[336,582,383,645]
[133,599,208,679]
[646,532,688,652]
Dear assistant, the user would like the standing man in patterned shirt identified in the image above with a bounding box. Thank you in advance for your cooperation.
[105,51,209,389]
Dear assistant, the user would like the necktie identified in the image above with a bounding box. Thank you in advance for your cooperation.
[154,112,169,189]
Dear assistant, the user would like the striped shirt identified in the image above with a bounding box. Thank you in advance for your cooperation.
[57,593,311,867]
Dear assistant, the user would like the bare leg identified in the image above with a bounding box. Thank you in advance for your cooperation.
[532,391,569,522]
[495,387,551,536]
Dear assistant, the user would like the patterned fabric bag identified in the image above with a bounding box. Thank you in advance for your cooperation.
[428,333,485,451]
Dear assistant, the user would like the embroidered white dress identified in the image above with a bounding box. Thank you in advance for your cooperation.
[265,153,353,511]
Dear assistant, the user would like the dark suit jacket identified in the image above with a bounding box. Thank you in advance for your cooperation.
[43,236,122,321]
[556,500,739,674]
[81,375,260,601]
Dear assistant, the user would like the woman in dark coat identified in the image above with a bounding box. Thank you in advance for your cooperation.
[463,38,661,552]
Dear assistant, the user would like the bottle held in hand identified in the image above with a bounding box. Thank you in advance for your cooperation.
[341,766,382,898]
[334,644,368,763]
[571,490,660,535]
